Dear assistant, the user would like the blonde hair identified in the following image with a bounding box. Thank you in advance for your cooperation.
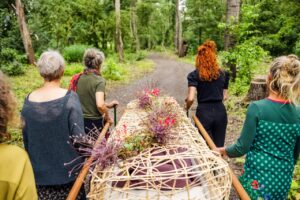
[83,48,105,69]
[0,71,16,142]
[269,55,300,105]
[37,50,65,81]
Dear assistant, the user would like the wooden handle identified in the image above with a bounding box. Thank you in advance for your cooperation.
[192,115,250,200]
[114,106,117,127]
[67,122,111,200]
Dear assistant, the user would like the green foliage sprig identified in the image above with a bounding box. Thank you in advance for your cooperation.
[0,48,26,76]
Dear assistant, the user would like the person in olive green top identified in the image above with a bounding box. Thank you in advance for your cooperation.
[76,48,118,135]
[0,71,37,200]
[217,55,300,200]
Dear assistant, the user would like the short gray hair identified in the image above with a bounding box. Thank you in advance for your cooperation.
[37,50,65,81]
[83,48,105,69]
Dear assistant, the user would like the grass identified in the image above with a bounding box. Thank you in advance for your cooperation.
[7,56,154,147]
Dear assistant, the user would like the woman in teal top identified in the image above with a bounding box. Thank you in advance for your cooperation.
[218,55,300,199]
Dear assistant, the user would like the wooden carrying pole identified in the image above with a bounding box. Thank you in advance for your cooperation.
[192,115,251,200]
[67,122,111,200]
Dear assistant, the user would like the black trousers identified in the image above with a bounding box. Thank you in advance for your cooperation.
[196,102,227,147]
[84,118,110,140]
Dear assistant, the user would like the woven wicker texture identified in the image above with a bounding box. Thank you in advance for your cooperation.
[89,97,232,200]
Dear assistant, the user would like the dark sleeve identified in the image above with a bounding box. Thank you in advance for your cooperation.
[294,137,300,165]
[21,102,28,151]
[223,71,230,89]
[187,70,198,87]
[67,92,85,136]
[226,103,259,157]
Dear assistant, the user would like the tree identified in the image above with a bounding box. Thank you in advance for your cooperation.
[15,0,35,64]
[224,0,240,80]
[115,0,124,62]
[175,0,182,55]
[130,0,140,52]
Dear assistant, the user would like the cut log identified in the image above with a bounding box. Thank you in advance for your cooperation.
[242,75,268,105]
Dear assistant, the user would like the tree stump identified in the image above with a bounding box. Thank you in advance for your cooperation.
[178,41,188,58]
[242,75,268,106]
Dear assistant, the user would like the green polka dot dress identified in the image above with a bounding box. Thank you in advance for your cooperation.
[226,99,300,200]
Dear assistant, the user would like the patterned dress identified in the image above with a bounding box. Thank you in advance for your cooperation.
[226,98,300,199]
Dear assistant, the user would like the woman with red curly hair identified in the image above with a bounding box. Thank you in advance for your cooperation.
[185,40,229,147]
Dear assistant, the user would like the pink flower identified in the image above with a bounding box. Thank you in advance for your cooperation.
[123,124,127,134]
[165,117,171,126]
[151,88,160,97]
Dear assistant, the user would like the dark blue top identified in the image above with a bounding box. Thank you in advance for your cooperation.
[21,90,85,185]
[187,69,229,103]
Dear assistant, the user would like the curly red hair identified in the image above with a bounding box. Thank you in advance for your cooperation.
[195,40,220,81]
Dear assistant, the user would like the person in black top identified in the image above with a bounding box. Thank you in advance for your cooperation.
[185,40,229,147]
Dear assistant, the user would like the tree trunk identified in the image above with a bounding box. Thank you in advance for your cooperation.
[130,0,140,52]
[15,0,35,65]
[224,0,240,80]
[175,0,182,55]
[242,75,268,106]
[115,0,124,62]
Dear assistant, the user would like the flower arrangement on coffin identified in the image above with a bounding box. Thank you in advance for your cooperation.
[66,130,121,175]
[137,88,160,109]
[148,107,177,145]
[118,133,156,160]
[68,87,179,175]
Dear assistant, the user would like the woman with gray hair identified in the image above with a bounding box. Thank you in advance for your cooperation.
[217,55,300,199]
[21,50,86,200]
[69,48,118,136]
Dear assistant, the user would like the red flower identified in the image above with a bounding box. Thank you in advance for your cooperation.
[123,124,127,134]
[164,117,171,126]
[251,180,259,190]
[171,119,176,125]
[151,88,160,97]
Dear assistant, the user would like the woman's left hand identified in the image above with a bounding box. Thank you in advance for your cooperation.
[215,147,228,157]
[107,100,119,108]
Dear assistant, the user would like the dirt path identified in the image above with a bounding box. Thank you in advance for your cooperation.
[107,53,194,119]
[107,53,242,199]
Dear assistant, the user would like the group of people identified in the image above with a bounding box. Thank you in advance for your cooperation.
[185,40,300,199]
[0,40,299,200]
[0,48,118,200]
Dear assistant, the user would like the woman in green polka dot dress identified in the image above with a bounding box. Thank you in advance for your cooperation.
[218,55,300,200]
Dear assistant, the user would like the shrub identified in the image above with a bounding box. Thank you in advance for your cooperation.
[0,48,26,76]
[135,51,146,61]
[0,61,26,76]
[63,44,90,63]
[102,59,126,80]
[289,160,300,200]
[64,63,84,76]
[294,40,300,57]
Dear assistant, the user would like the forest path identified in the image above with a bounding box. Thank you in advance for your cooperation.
[106,53,194,119]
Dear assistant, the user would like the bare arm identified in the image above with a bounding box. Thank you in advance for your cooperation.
[185,86,196,110]
[95,92,112,124]
[223,89,228,101]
